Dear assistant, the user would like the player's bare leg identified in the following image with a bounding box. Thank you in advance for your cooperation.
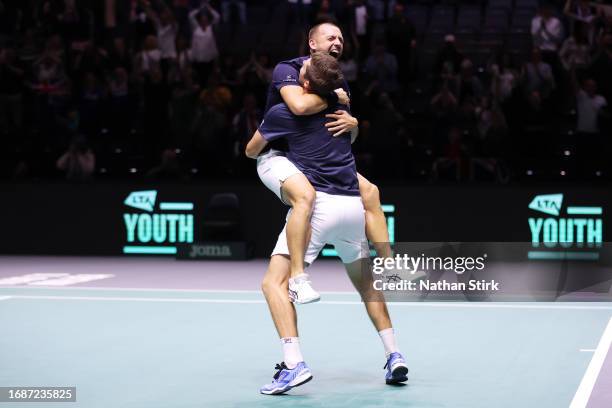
[261,255,298,338]
[357,173,393,259]
[260,254,312,394]
[344,258,409,384]
[280,174,320,304]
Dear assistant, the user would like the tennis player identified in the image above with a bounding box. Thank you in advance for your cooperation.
[257,22,393,304]
[246,52,408,395]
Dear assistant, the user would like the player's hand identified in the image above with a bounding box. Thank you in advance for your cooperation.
[325,110,358,137]
[334,88,350,106]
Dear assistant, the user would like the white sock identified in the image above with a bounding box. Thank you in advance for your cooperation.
[281,337,303,368]
[379,328,399,357]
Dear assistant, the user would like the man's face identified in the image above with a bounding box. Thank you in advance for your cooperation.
[309,24,344,59]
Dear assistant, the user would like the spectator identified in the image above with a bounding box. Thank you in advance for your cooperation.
[364,44,399,95]
[108,67,134,137]
[489,53,519,104]
[314,0,337,23]
[108,37,132,71]
[190,88,229,176]
[351,0,371,60]
[386,3,416,85]
[339,42,359,90]
[143,1,178,78]
[56,136,96,180]
[564,0,599,44]
[574,76,607,135]
[532,4,564,54]
[231,93,262,175]
[434,35,464,84]
[453,59,484,105]
[588,33,612,103]
[221,0,246,24]
[78,72,107,136]
[560,23,592,71]
[288,0,313,28]
[522,48,556,103]
[146,148,187,179]
[531,4,564,80]
[189,0,220,86]
[134,35,161,79]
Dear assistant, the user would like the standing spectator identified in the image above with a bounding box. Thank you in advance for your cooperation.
[288,0,313,28]
[231,93,261,175]
[134,35,161,79]
[351,0,370,60]
[574,75,607,135]
[143,0,178,79]
[56,136,96,180]
[564,0,599,44]
[364,44,399,96]
[531,4,564,80]
[588,33,612,104]
[386,3,416,86]
[453,59,484,105]
[434,35,464,85]
[221,0,246,24]
[189,0,220,87]
[489,53,519,104]
[559,24,592,72]
[522,48,556,106]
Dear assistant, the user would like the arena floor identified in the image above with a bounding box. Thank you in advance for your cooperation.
[0,257,611,408]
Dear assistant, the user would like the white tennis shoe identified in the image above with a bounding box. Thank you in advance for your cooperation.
[288,274,320,304]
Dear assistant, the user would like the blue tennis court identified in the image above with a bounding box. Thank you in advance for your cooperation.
[1,257,611,408]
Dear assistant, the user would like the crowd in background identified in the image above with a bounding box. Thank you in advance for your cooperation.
[0,0,611,182]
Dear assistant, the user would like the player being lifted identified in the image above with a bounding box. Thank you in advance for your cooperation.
[255,22,393,304]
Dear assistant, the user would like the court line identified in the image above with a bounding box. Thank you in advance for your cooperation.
[0,296,11,301]
[7,295,612,310]
[579,349,596,353]
[0,285,356,295]
[569,317,612,408]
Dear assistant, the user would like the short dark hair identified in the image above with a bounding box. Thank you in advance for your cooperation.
[304,52,344,96]
[308,22,341,40]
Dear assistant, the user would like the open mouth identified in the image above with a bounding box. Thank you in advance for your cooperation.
[329,49,340,58]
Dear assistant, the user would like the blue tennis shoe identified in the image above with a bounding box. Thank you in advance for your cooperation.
[260,361,313,395]
[384,352,409,384]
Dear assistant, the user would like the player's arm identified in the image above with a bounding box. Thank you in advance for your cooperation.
[280,85,329,116]
[245,130,268,159]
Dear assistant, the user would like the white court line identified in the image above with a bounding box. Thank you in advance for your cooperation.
[0,285,355,295]
[0,296,11,301]
[579,349,596,353]
[570,317,612,408]
[7,295,612,310]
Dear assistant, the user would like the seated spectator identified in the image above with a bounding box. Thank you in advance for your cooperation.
[146,148,187,179]
[56,136,96,180]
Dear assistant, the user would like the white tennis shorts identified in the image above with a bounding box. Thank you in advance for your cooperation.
[256,149,302,205]
[272,192,369,264]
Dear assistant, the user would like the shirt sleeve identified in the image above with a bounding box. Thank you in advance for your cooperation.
[271,62,300,92]
[258,105,294,142]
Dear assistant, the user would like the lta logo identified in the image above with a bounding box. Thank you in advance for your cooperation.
[122,190,195,255]
[528,194,603,260]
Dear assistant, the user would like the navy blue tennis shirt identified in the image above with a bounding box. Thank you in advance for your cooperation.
[259,103,359,196]
[263,56,351,153]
